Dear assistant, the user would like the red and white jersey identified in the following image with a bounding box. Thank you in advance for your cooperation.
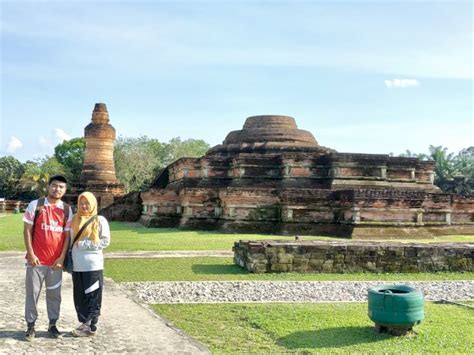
[23,198,73,266]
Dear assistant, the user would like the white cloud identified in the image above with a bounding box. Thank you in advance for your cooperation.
[54,128,71,142]
[38,129,71,149]
[7,136,23,153]
[384,79,420,88]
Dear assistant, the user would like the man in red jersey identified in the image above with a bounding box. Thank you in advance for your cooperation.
[22,175,73,342]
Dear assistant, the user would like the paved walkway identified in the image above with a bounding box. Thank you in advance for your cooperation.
[0,254,209,354]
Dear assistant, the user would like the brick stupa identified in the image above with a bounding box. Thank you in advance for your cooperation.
[140,115,474,238]
[69,103,125,209]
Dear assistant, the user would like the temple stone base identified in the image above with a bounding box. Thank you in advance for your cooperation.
[233,240,474,273]
[100,192,142,221]
[138,214,474,238]
[67,182,125,211]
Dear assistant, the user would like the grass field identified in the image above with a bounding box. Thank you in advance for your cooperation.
[153,302,474,354]
[0,214,335,251]
[104,257,474,282]
[2,212,473,353]
[1,214,473,252]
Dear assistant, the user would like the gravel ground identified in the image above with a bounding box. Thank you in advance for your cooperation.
[122,280,474,304]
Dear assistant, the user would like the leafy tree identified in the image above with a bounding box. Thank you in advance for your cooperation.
[114,136,210,193]
[451,147,474,195]
[0,155,25,198]
[114,136,165,193]
[162,137,210,166]
[19,156,67,198]
[398,149,428,160]
[428,145,456,191]
[399,146,474,195]
[54,137,85,182]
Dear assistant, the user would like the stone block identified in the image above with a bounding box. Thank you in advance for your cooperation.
[251,263,268,274]
[321,259,334,272]
[271,263,292,272]
[277,254,294,264]
[293,258,309,267]
[363,261,376,271]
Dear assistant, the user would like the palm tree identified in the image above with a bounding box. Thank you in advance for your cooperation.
[18,156,66,198]
[19,165,50,198]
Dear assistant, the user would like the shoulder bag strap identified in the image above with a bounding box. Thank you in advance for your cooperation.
[31,197,46,244]
[63,202,70,227]
[70,215,98,248]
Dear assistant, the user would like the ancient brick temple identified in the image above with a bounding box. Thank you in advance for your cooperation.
[140,115,474,237]
[68,103,125,209]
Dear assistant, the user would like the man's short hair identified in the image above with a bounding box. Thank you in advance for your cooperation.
[48,175,68,185]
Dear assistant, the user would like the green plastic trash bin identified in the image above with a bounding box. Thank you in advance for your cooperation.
[368,284,424,332]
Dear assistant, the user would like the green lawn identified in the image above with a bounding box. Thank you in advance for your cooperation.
[1,214,473,252]
[153,302,474,354]
[105,257,474,282]
[0,214,335,251]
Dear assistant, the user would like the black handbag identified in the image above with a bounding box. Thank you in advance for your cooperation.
[63,216,98,273]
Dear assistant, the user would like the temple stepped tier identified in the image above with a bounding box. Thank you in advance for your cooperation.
[140,115,474,238]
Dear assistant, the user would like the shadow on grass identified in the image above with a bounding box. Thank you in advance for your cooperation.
[277,326,387,349]
[191,264,250,275]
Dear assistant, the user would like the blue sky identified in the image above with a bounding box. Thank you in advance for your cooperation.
[1,0,472,162]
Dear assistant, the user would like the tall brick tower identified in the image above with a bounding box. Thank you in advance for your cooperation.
[82,103,119,183]
[69,103,125,210]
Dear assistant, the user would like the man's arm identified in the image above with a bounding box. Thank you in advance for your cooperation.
[24,223,40,266]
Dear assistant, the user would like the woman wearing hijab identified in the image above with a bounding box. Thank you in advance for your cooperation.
[69,192,110,337]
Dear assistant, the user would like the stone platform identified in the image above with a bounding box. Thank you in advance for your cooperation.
[233,240,474,274]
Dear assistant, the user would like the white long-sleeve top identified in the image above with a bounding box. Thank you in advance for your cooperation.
[71,215,110,272]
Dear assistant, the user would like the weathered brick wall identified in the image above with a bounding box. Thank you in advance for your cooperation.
[233,240,474,273]
[100,192,142,222]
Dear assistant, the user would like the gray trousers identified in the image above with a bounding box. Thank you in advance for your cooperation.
[25,265,63,325]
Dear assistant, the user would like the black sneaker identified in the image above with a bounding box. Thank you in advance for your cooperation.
[48,325,61,339]
[24,327,35,342]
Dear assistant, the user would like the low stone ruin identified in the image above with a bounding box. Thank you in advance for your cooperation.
[233,240,474,273]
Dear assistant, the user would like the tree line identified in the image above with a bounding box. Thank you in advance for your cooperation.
[0,136,209,199]
[398,146,474,196]
[0,141,472,200]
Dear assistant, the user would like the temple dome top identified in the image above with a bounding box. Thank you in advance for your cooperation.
[221,115,318,149]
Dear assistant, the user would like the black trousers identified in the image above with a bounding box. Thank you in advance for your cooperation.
[72,270,103,328]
